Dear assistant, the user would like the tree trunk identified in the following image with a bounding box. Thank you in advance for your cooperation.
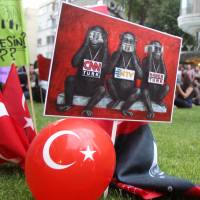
[127,0,133,21]
[139,5,146,25]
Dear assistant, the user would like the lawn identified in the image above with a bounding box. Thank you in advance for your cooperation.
[0,102,200,200]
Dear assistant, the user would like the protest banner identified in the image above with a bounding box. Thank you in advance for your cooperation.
[45,3,182,122]
[0,0,29,66]
[0,67,10,83]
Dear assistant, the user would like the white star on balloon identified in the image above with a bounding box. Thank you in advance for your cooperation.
[24,117,34,130]
[80,146,96,161]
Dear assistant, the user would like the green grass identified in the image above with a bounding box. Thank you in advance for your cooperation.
[0,103,200,200]
[151,107,200,184]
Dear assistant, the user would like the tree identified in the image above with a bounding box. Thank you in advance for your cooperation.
[115,0,195,47]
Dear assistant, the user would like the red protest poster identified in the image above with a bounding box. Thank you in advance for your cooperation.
[44,3,182,122]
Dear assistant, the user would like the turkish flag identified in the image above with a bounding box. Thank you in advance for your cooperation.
[2,65,36,144]
[88,4,109,15]
[0,92,28,167]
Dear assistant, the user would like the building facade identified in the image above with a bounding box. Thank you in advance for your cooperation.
[37,0,60,58]
[24,8,38,63]
[178,0,200,37]
[37,0,104,58]
[178,0,200,64]
[36,0,124,58]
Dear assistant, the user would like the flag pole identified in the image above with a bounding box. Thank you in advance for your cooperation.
[111,120,118,144]
[20,0,38,134]
[25,65,38,133]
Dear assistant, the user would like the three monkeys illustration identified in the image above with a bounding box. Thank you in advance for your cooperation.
[57,26,169,119]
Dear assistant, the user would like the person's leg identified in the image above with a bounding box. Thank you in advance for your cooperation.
[174,97,192,108]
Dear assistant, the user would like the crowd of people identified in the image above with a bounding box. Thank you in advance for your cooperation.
[17,63,47,103]
[1,61,200,110]
[175,63,200,108]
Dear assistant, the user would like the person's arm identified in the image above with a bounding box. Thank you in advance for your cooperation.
[193,79,200,87]
[176,84,193,99]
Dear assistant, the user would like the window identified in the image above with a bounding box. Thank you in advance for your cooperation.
[180,0,193,15]
[52,18,57,28]
[46,52,52,58]
[37,38,42,46]
[46,35,55,45]
[47,17,57,28]
[52,2,58,11]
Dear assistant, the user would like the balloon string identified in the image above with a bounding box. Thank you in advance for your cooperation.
[111,120,119,144]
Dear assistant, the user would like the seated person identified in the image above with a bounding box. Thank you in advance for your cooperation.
[30,64,46,103]
[18,67,29,99]
[192,74,200,105]
[0,82,3,91]
[174,72,194,108]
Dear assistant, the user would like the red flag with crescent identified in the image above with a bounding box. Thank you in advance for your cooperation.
[2,65,36,143]
[0,91,28,167]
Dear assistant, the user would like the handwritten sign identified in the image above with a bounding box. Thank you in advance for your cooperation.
[0,0,29,66]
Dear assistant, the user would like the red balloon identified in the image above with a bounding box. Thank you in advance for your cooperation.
[25,119,116,200]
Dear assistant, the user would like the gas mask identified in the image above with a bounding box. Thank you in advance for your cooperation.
[121,33,135,53]
[89,30,104,45]
[145,42,164,57]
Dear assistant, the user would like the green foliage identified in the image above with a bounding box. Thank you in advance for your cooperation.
[115,0,195,47]
[0,103,200,200]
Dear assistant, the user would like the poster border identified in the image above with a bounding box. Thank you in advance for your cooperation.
[44,2,183,123]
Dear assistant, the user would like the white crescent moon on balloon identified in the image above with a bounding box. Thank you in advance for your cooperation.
[43,130,80,170]
[0,102,9,117]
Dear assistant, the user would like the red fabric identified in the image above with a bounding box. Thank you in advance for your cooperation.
[0,92,27,168]
[0,158,5,164]
[185,186,200,197]
[89,5,109,15]
[92,119,113,137]
[37,54,51,81]
[93,119,147,137]
[2,66,36,143]
[112,179,164,200]
[117,121,148,135]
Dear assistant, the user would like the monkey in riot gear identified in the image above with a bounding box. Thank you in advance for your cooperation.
[106,32,143,116]
[57,26,109,117]
[141,40,169,119]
